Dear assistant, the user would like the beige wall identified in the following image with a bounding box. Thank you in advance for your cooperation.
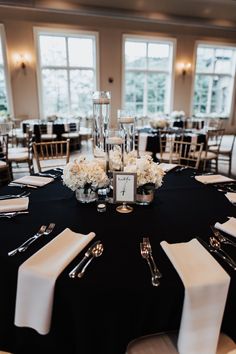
[1,6,236,132]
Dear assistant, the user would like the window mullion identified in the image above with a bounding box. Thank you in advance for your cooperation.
[65,37,71,116]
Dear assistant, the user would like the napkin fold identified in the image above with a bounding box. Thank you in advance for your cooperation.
[14,228,95,335]
[195,174,235,184]
[158,163,178,172]
[215,217,236,238]
[13,175,54,187]
[161,238,230,354]
[225,192,236,204]
[0,197,29,212]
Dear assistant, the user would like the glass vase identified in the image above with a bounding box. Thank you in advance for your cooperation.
[92,91,111,151]
[136,186,155,205]
[75,188,98,203]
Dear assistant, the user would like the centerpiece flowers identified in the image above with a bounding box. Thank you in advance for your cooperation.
[149,117,169,129]
[170,110,185,120]
[124,155,165,205]
[62,156,109,203]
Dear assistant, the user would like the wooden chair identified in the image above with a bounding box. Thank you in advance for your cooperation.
[198,128,225,173]
[156,133,182,163]
[172,140,203,170]
[0,134,11,186]
[8,130,34,178]
[61,121,81,150]
[209,134,236,176]
[39,123,57,142]
[33,139,70,172]
[134,132,153,158]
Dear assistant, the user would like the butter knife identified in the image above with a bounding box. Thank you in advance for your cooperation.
[198,238,236,270]
[69,240,101,278]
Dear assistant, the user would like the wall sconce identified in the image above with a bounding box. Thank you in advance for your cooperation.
[13,53,31,71]
[177,62,192,77]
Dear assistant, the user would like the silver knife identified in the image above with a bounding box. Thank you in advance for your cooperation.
[69,240,101,278]
[8,182,38,189]
[198,238,236,270]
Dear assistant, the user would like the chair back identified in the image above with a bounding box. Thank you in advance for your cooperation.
[173,140,203,169]
[0,134,9,162]
[33,139,70,172]
[205,128,224,155]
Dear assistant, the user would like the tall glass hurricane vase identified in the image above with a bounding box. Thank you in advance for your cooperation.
[92,91,111,151]
[117,109,136,153]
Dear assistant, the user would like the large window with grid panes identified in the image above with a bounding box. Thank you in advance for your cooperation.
[35,28,98,118]
[193,43,236,118]
[0,24,12,118]
[122,35,175,117]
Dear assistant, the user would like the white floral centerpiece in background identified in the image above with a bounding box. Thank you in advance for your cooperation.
[149,117,169,129]
[124,155,165,205]
[170,110,185,120]
[63,156,109,203]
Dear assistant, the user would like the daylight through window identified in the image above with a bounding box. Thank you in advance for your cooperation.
[123,36,174,117]
[193,43,236,118]
[0,25,10,117]
[35,29,98,118]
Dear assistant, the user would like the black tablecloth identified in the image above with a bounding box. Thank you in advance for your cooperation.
[0,170,236,354]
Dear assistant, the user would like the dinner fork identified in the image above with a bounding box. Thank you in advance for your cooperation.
[18,223,56,252]
[140,243,160,287]
[211,226,236,248]
[0,191,30,200]
[143,237,162,278]
[8,225,47,256]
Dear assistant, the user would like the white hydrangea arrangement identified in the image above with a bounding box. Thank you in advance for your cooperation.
[124,155,165,189]
[108,145,123,171]
[170,110,185,119]
[62,156,109,191]
[149,118,169,129]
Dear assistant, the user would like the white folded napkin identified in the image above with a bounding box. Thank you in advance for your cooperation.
[225,193,236,204]
[195,174,235,184]
[0,197,29,212]
[14,228,95,335]
[158,163,178,172]
[13,175,54,187]
[161,238,230,354]
[215,217,236,238]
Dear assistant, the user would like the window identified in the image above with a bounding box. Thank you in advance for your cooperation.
[0,24,12,117]
[193,43,236,118]
[35,28,98,118]
[123,35,174,117]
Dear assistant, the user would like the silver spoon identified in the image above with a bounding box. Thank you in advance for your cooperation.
[140,243,160,287]
[77,243,104,278]
[209,236,236,267]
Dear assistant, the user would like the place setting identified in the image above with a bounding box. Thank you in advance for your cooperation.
[0,193,30,218]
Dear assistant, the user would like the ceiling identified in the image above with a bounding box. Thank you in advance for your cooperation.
[1,0,236,30]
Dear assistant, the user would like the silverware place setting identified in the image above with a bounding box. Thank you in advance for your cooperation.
[140,241,160,287]
[0,211,29,219]
[0,191,30,200]
[8,182,38,189]
[69,240,104,278]
[211,225,236,247]
[8,223,55,256]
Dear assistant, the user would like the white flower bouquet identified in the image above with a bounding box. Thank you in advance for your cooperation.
[62,156,109,191]
[108,145,123,171]
[149,118,169,129]
[170,110,185,119]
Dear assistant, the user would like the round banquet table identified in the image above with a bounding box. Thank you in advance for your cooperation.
[0,169,236,354]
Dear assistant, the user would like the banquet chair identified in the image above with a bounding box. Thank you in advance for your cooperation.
[134,132,153,158]
[156,133,182,163]
[0,134,11,186]
[209,134,236,176]
[172,140,203,169]
[197,128,224,173]
[39,123,57,142]
[61,121,81,150]
[126,332,236,354]
[33,139,70,172]
[8,129,34,177]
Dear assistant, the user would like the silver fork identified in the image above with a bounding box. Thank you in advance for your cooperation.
[140,243,160,287]
[0,191,30,200]
[211,226,236,247]
[143,237,162,278]
[18,223,56,252]
[8,225,47,256]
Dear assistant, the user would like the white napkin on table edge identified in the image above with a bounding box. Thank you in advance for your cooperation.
[0,197,29,212]
[215,217,236,238]
[161,238,230,354]
[13,175,54,187]
[195,174,235,184]
[158,163,178,172]
[14,228,95,335]
[225,193,236,204]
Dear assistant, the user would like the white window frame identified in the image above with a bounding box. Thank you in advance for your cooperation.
[34,27,99,118]
[191,41,236,119]
[122,34,176,116]
[0,24,14,116]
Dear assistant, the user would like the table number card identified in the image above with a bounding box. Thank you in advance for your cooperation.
[113,172,137,213]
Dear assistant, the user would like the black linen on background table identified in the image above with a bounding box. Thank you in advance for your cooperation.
[0,170,235,354]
